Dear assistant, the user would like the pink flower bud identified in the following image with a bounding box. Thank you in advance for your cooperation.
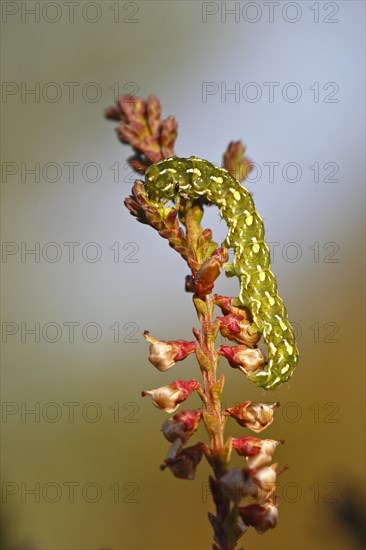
[141,379,201,413]
[232,437,282,469]
[162,409,202,444]
[193,248,228,297]
[194,258,220,297]
[214,295,252,320]
[218,345,266,374]
[143,331,196,372]
[238,501,278,534]
[161,442,204,480]
[217,314,260,346]
[232,436,262,457]
[224,401,279,432]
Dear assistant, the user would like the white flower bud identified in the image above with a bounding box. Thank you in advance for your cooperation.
[225,401,279,432]
[249,464,278,501]
[143,331,196,372]
[142,386,182,413]
[246,439,280,469]
[255,502,278,534]
[239,501,278,534]
[149,341,175,371]
[236,348,266,373]
[142,380,200,413]
[162,409,202,444]
[144,332,175,371]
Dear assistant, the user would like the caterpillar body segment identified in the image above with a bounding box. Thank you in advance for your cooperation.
[145,157,298,390]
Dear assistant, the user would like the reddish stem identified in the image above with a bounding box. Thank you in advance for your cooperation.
[194,293,240,549]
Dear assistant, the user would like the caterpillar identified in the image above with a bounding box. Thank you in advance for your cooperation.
[144,156,299,390]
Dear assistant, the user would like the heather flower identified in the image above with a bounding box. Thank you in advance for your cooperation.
[221,464,278,502]
[249,464,278,500]
[162,409,202,444]
[246,440,282,469]
[141,380,201,413]
[231,436,261,457]
[193,247,228,298]
[161,442,205,480]
[218,345,266,374]
[238,501,278,534]
[225,401,279,432]
[232,437,282,469]
[217,314,260,346]
[144,331,196,372]
[214,294,253,319]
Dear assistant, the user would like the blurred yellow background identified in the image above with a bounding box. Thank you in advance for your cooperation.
[1,1,365,549]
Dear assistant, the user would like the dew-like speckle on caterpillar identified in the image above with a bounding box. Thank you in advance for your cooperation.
[144,156,299,390]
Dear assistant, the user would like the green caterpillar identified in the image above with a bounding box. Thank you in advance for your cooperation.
[145,156,298,390]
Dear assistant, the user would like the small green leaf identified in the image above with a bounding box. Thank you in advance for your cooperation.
[193,296,207,317]
[219,437,233,467]
[207,320,220,343]
[212,374,225,402]
[202,410,218,438]
[195,346,211,372]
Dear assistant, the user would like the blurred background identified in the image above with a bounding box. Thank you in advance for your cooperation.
[1,1,365,549]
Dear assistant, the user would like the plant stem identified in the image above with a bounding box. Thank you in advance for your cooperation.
[195,293,240,550]
[202,296,223,455]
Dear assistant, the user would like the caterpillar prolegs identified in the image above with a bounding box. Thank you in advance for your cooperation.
[145,157,299,390]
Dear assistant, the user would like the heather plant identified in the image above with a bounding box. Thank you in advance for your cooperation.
[105,95,298,550]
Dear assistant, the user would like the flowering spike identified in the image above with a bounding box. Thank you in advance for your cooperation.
[105,95,178,169]
[106,93,297,549]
